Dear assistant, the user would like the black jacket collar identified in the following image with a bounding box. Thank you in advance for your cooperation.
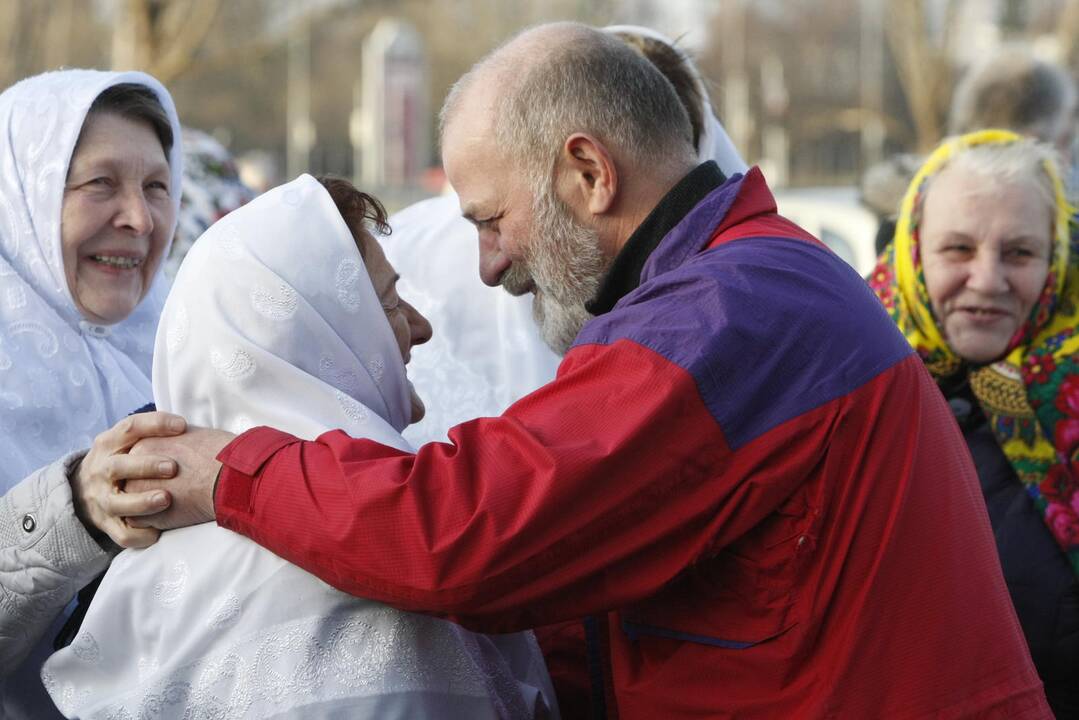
[586,161,726,316]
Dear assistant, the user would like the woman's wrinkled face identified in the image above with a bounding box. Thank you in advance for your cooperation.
[358,231,433,424]
[920,164,1053,364]
[61,112,173,325]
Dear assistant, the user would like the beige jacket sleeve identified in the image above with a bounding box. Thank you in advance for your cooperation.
[0,451,114,673]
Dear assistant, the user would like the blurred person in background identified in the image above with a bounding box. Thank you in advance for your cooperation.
[0,70,185,719]
[862,152,923,256]
[164,127,255,279]
[870,130,1079,717]
[949,48,1077,160]
[863,47,1078,258]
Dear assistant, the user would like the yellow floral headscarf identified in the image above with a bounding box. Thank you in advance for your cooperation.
[869,129,1079,575]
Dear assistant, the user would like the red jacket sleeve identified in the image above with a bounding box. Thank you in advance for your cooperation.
[215,338,822,632]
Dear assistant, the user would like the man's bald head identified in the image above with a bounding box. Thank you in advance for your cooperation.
[440,22,696,179]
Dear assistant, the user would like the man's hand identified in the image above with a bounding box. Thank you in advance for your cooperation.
[126,427,235,531]
[71,412,186,548]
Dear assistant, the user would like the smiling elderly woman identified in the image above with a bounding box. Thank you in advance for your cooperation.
[870,129,1079,716]
[0,71,183,718]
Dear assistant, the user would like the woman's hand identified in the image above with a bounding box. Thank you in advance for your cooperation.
[70,412,187,548]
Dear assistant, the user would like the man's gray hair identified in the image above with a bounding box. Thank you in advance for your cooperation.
[441,23,695,178]
[949,48,1076,142]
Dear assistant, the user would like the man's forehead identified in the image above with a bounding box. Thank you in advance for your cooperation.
[442,77,501,150]
[441,77,519,214]
[444,134,506,217]
[443,112,495,164]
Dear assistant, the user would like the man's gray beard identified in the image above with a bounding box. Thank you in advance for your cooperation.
[501,186,605,356]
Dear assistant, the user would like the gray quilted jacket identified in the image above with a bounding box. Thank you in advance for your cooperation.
[0,451,115,718]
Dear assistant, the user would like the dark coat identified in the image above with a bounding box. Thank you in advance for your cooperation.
[944,374,1079,718]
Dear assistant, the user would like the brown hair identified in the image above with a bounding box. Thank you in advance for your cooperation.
[316,175,391,260]
[613,32,704,151]
[85,83,174,157]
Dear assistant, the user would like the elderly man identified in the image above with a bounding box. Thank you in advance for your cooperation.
[121,22,1046,718]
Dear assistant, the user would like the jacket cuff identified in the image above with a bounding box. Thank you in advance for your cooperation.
[215,426,301,517]
[2,451,114,586]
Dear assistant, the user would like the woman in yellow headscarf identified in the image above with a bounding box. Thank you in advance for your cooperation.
[869,129,1078,716]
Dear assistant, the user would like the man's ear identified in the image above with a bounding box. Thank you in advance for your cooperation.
[558,133,618,216]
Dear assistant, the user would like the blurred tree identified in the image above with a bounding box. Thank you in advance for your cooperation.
[698,0,900,185]
[1056,0,1079,67]
[698,0,1079,185]
[0,0,105,90]
[883,0,959,152]
[111,0,223,82]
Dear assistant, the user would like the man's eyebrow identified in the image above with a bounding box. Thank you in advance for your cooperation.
[461,202,501,226]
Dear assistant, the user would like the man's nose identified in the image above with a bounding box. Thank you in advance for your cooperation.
[478,230,512,287]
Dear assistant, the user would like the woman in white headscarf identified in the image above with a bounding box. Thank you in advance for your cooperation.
[43,174,558,720]
[385,24,747,446]
[0,70,183,718]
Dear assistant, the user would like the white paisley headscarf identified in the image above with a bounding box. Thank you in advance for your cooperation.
[153,173,411,440]
[0,69,183,492]
[43,174,557,720]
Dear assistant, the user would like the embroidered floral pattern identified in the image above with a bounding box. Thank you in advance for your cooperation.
[1022,353,1057,385]
[207,592,242,630]
[210,347,256,383]
[153,561,189,608]
[165,304,188,353]
[72,631,101,663]
[334,389,369,424]
[366,357,385,384]
[335,259,364,312]
[318,356,362,397]
[65,612,498,719]
[5,285,25,310]
[250,282,299,321]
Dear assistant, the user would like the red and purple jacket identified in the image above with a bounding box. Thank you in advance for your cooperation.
[215,165,1049,718]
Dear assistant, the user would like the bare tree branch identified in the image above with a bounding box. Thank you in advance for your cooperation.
[149,0,223,82]
[1058,0,1079,67]
[0,1,23,89]
[884,0,952,151]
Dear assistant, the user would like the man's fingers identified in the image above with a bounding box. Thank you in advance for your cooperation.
[123,515,151,529]
[108,520,161,549]
[125,510,178,531]
[98,412,187,454]
[102,488,171,518]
